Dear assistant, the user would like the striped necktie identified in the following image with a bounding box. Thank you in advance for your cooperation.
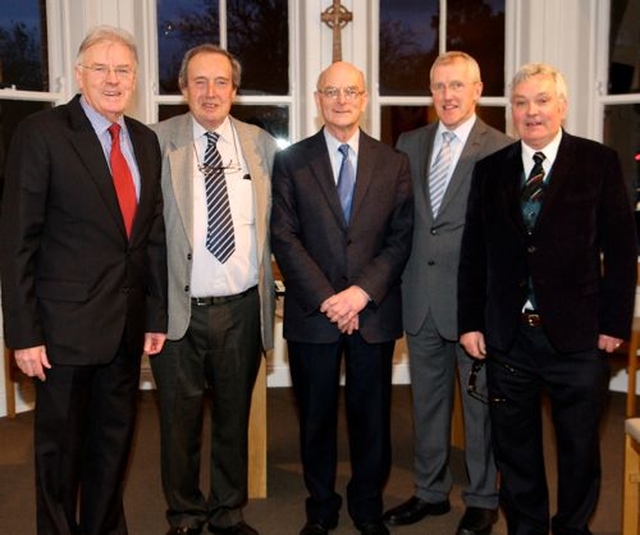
[204,132,235,263]
[521,151,546,231]
[429,131,455,217]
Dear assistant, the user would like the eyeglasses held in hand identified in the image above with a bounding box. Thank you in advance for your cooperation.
[318,86,365,101]
[466,359,513,404]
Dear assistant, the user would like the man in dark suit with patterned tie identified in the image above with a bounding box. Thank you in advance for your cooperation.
[271,61,414,535]
[458,62,637,535]
[0,26,167,535]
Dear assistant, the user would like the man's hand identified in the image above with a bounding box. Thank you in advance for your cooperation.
[460,331,487,359]
[14,345,51,381]
[598,333,624,354]
[320,286,369,331]
[144,332,167,355]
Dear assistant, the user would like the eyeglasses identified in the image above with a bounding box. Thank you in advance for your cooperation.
[318,86,365,101]
[466,359,513,404]
[79,64,135,80]
[193,125,244,176]
[430,81,469,94]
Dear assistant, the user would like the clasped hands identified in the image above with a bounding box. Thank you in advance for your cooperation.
[320,285,370,335]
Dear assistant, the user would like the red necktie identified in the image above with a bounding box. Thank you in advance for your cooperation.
[108,123,137,237]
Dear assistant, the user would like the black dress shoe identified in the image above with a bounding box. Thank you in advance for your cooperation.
[456,506,498,535]
[382,496,451,525]
[166,527,201,535]
[299,522,329,535]
[208,521,259,535]
[355,521,390,535]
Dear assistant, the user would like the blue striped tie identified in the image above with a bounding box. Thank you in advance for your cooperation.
[204,132,235,263]
[429,131,455,217]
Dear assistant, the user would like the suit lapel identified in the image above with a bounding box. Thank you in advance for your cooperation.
[351,131,377,223]
[535,132,573,229]
[66,96,127,237]
[165,115,195,248]
[233,118,270,266]
[498,143,527,232]
[437,121,484,217]
[308,131,346,226]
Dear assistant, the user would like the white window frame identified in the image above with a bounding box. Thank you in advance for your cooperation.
[141,0,300,142]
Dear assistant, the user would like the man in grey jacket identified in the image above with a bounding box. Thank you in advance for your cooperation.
[150,44,277,535]
[383,51,511,535]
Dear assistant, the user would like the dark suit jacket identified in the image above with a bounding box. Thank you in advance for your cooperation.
[0,95,168,364]
[271,129,414,344]
[458,131,637,353]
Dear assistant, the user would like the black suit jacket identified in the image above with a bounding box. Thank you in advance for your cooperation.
[1,95,167,364]
[271,129,414,344]
[458,131,636,353]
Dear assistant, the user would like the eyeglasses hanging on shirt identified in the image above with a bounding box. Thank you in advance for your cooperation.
[192,123,251,180]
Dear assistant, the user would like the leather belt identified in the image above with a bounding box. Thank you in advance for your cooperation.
[191,285,257,306]
[522,310,542,328]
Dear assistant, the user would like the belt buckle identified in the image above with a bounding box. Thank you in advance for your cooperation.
[525,312,541,328]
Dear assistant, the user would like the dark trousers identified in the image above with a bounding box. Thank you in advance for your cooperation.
[288,333,394,527]
[35,341,141,535]
[487,323,609,535]
[151,288,261,530]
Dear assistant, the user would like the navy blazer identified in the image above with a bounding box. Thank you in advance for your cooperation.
[0,95,167,364]
[458,131,637,353]
[271,129,414,344]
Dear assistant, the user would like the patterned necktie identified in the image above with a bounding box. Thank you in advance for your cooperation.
[429,131,455,217]
[521,151,546,231]
[337,143,356,222]
[108,124,137,238]
[522,151,546,203]
[204,132,235,263]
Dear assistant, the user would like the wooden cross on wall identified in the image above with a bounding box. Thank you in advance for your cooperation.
[321,0,353,63]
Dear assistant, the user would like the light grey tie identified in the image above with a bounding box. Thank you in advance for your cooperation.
[204,132,235,263]
[429,131,455,217]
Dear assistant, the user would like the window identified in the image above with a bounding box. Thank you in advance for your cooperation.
[0,0,58,203]
[604,0,640,212]
[155,0,290,142]
[378,0,506,146]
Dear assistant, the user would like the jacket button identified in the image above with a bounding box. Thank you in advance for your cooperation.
[527,245,536,253]
[430,228,438,235]
[184,285,190,293]
[427,260,435,266]
[187,253,192,260]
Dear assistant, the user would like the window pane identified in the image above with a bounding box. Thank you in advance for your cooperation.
[157,0,289,96]
[608,0,640,94]
[0,1,48,91]
[0,100,53,203]
[447,0,505,96]
[227,0,289,95]
[379,0,439,96]
[158,104,289,142]
[603,104,640,210]
[157,0,220,94]
[381,105,506,148]
[379,0,505,97]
